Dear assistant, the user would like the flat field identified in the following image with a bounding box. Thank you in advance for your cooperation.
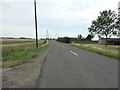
[0,39,35,44]
[1,39,49,69]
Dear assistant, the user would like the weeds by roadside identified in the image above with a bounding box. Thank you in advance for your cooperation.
[2,40,49,69]
[70,43,119,60]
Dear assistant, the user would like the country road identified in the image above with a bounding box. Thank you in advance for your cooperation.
[2,40,118,88]
[36,40,118,88]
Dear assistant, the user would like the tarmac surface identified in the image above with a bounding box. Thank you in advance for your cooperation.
[2,41,118,88]
[37,41,118,88]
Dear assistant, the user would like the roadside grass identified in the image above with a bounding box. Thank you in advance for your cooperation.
[70,43,119,60]
[2,40,49,69]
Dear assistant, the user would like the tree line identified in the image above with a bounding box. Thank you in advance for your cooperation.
[56,34,94,43]
[1,37,32,39]
[57,9,119,45]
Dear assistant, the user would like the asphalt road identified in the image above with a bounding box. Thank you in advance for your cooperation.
[36,40,118,88]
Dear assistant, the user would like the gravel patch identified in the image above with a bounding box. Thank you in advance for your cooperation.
[2,49,48,88]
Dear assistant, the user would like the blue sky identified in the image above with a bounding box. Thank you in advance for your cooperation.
[1,0,119,40]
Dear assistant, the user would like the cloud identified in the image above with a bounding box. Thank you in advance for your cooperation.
[1,0,119,40]
[2,24,35,38]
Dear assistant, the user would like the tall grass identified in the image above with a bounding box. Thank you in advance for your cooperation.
[2,40,49,69]
[70,43,119,60]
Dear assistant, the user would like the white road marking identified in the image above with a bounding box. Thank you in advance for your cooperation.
[70,51,78,56]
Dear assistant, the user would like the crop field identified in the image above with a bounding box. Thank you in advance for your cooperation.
[70,43,119,60]
[1,39,49,69]
[0,39,35,44]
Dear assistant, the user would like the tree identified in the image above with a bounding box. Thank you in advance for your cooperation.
[63,37,70,43]
[85,34,94,41]
[115,16,120,37]
[78,34,83,41]
[88,10,117,46]
[56,37,70,43]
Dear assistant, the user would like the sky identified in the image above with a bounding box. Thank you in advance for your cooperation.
[0,0,119,40]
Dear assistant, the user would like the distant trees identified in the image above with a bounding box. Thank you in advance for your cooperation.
[115,16,120,37]
[1,37,33,39]
[19,37,32,39]
[77,34,94,41]
[88,10,118,46]
[78,34,83,40]
[57,37,70,43]
[85,34,94,41]
[56,34,94,43]
[63,37,70,43]
[19,37,26,39]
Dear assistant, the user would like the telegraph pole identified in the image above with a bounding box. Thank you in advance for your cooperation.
[34,0,38,48]
[55,33,57,39]
[46,30,49,40]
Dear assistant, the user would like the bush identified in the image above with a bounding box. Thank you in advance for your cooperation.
[57,37,70,43]
[43,40,47,44]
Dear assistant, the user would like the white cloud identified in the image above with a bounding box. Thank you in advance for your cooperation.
[1,0,119,40]
[38,0,119,22]
[2,24,35,38]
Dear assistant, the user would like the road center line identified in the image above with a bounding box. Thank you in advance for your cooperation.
[70,51,78,56]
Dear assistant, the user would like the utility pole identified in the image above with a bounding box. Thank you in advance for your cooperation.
[55,33,57,39]
[58,34,59,38]
[46,30,49,40]
[34,0,38,48]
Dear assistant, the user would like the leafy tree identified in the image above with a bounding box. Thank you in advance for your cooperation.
[63,37,70,43]
[85,34,94,41]
[56,37,70,43]
[115,16,120,37]
[78,34,83,41]
[88,10,117,46]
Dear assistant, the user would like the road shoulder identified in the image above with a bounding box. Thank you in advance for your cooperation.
[2,48,49,88]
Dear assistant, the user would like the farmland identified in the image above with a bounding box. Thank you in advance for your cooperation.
[0,39,35,44]
[70,43,119,60]
[1,39,49,69]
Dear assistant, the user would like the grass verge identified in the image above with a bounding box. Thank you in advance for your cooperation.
[70,43,119,60]
[2,40,49,69]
